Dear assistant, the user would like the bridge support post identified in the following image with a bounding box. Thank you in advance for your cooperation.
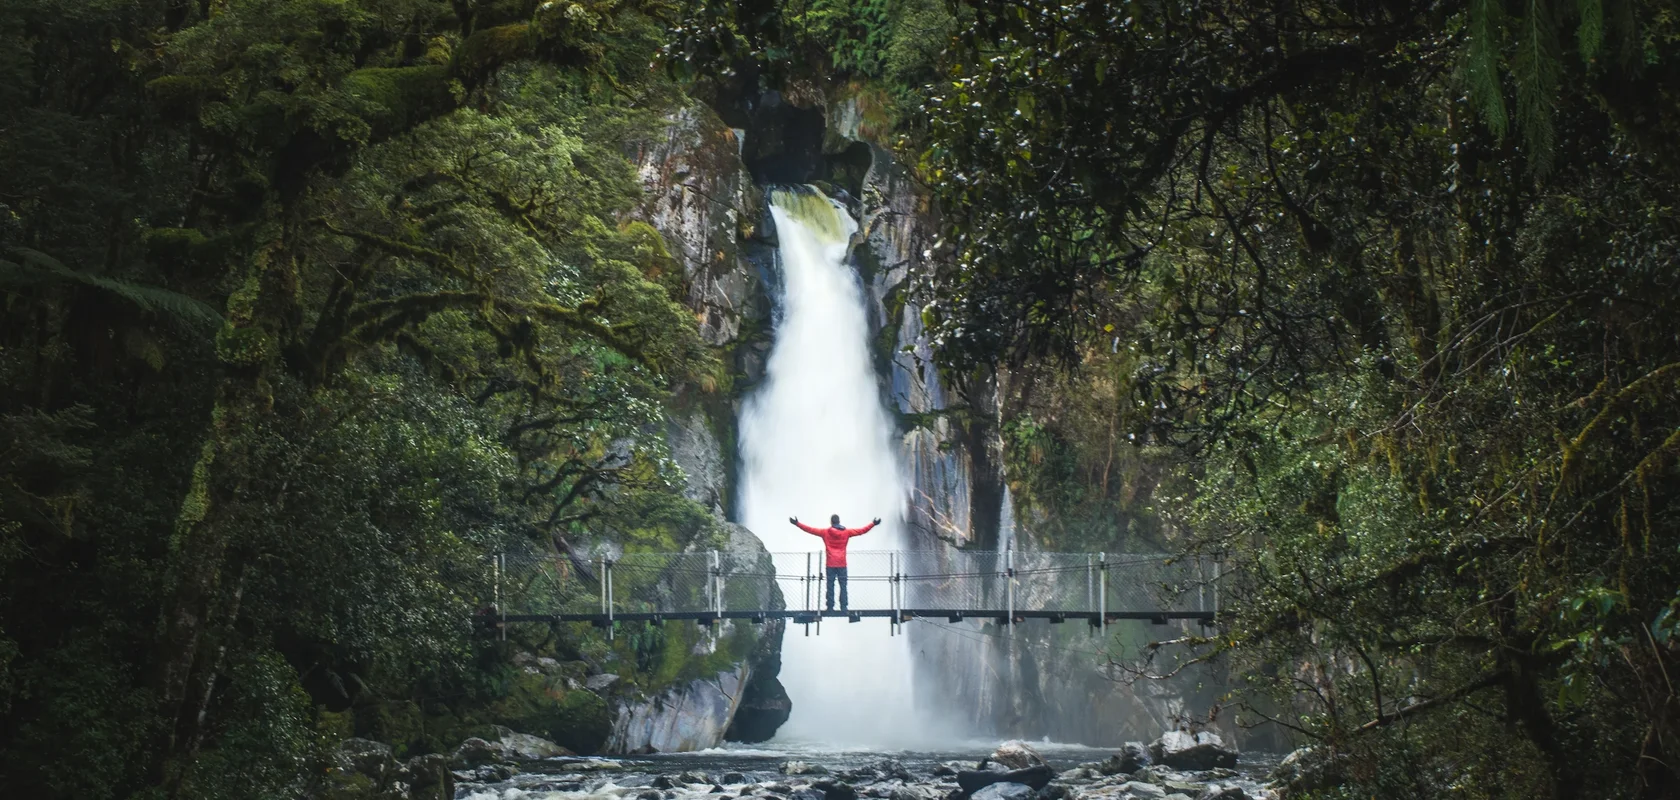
[711,550,722,621]
[1212,551,1221,619]
[1198,555,1206,615]
[1086,554,1093,616]
[889,552,898,636]
[605,558,615,641]
[1005,547,1015,626]
[803,553,811,637]
[1097,552,1106,638]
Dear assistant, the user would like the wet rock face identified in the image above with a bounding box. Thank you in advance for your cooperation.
[631,102,766,350]
[1148,731,1238,771]
[725,670,790,743]
[329,738,456,800]
[987,741,1049,770]
[606,669,749,754]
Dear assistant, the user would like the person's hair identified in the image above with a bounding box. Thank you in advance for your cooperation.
[830,514,841,526]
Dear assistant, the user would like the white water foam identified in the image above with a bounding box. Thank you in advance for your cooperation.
[737,188,949,748]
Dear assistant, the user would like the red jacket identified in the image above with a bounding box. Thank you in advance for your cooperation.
[795,520,877,567]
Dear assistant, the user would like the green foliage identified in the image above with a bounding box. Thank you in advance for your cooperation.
[0,0,748,796]
[920,0,1680,795]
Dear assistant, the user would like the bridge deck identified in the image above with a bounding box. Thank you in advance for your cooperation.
[500,609,1216,625]
[491,548,1225,634]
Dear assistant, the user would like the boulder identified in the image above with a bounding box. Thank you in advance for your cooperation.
[723,772,749,784]
[814,779,859,800]
[892,786,937,800]
[971,783,1035,800]
[492,725,574,759]
[680,770,714,785]
[1117,742,1151,774]
[1036,784,1074,800]
[1148,731,1238,771]
[791,789,828,800]
[782,761,831,776]
[398,753,454,800]
[1195,787,1248,800]
[1119,782,1167,799]
[933,762,966,778]
[334,738,397,782]
[586,673,621,692]
[958,766,1054,794]
[989,741,1048,770]
[1268,746,1343,795]
[450,737,503,769]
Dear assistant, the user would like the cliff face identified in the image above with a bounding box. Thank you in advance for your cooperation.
[623,79,1223,749]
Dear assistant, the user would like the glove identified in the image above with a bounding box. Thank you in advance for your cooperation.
[789,516,798,525]
[872,517,882,526]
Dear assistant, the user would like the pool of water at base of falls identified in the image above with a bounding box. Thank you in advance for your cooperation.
[454,739,1284,800]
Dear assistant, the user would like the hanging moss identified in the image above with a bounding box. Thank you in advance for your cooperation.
[340,66,454,140]
[456,24,535,81]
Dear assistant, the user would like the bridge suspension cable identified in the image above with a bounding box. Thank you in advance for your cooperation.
[486,548,1224,637]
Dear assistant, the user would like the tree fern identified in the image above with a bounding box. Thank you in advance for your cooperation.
[0,247,222,332]
[1577,0,1604,61]
[1512,0,1562,176]
[1465,0,1510,139]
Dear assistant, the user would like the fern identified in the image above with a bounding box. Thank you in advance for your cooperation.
[1512,0,1561,176]
[1576,0,1604,61]
[1465,0,1509,139]
[0,247,222,332]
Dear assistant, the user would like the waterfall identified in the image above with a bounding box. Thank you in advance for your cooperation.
[738,187,941,748]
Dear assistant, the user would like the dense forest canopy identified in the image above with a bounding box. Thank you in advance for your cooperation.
[1,0,1678,798]
[915,1,1680,798]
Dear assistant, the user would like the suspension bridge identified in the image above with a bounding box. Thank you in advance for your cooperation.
[487,548,1223,636]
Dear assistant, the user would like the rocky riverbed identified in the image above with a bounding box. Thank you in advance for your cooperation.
[404,736,1282,800]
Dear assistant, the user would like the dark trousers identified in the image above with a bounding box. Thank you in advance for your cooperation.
[825,567,849,610]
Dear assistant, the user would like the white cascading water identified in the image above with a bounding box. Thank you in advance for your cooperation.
[738,187,936,748]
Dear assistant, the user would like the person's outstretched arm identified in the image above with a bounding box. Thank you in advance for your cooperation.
[849,518,883,537]
[790,516,824,536]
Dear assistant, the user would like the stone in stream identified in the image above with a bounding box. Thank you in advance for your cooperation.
[988,741,1049,770]
[813,778,858,800]
[1117,782,1167,799]
[970,782,1036,800]
[492,725,575,759]
[1194,787,1249,800]
[933,762,966,778]
[782,761,832,776]
[1112,742,1151,775]
[638,792,663,800]
[450,737,503,769]
[1147,732,1237,771]
[398,753,455,800]
[792,788,828,800]
[723,772,750,784]
[958,765,1054,794]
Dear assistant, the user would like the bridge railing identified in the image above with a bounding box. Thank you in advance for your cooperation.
[494,546,1221,621]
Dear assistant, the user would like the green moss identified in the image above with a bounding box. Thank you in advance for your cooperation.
[215,325,274,366]
[455,24,533,79]
[340,66,452,138]
[483,671,610,753]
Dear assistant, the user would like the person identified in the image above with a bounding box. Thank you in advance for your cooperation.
[790,513,880,611]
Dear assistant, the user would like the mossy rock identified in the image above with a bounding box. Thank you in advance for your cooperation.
[484,671,610,753]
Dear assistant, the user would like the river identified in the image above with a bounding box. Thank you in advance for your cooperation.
[455,740,1281,800]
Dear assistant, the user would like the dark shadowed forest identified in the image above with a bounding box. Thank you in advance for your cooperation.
[2,1,1679,798]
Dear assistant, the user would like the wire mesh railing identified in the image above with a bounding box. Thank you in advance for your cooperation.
[494,547,1223,626]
